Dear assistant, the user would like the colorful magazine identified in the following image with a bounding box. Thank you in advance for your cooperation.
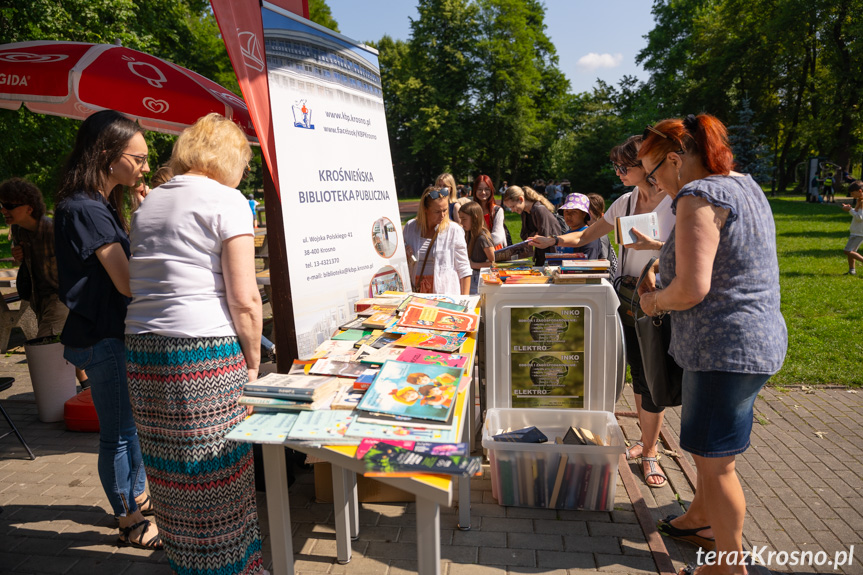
[359,441,482,477]
[355,360,462,423]
[391,332,467,352]
[396,295,466,314]
[354,438,469,459]
[396,347,469,368]
[397,305,479,333]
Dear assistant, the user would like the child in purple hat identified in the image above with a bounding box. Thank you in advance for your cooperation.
[555,193,602,259]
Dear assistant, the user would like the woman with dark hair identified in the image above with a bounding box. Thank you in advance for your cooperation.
[472,174,507,248]
[125,113,265,575]
[529,135,675,488]
[637,114,786,574]
[404,185,471,295]
[54,110,161,549]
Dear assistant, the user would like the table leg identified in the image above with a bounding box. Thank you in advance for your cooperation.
[415,497,441,575]
[331,465,353,564]
[457,475,471,531]
[347,470,359,540]
[262,444,294,575]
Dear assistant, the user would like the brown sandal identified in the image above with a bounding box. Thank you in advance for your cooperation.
[117,518,163,550]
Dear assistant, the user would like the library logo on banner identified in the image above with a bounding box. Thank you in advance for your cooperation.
[293,99,314,129]
[239,31,265,72]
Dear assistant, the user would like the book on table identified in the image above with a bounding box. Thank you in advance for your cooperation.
[358,440,482,477]
[353,344,403,366]
[355,360,462,424]
[354,405,455,430]
[285,410,359,444]
[391,331,466,352]
[344,418,460,443]
[330,383,365,410]
[396,304,479,333]
[396,294,467,314]
[395,346,469,368]
[238,392,336,411]
[615,212,660,246]
[362,311,396,330]
[243,373,340,401]
[308,358,370,379]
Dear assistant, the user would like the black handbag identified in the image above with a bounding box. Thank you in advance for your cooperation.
[632,257,683,407]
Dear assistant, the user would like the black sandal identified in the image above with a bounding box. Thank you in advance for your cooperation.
[657,515,715,550]
[117,518,163,550]
[136,493,155,516]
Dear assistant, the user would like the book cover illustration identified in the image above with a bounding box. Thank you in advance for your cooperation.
[352,369,379,391]
[244,373,340,401]
[344,418,460,443]
[355,360,462,423]
[396,347,469,368]
[226,412,299,444]
[362,311,396,329]
[312,339,359,360]
[396,295,466,314]
[354,438,469,459]
[308,358,370,379]
[391,331,467,353]
[360,442,482,477]
[286,410,359,444]
[397,304,479,333]
[353,344,404,365]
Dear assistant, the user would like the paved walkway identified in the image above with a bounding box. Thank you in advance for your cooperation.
[1,339,861,574]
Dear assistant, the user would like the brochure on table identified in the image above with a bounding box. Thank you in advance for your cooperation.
[262,5,408,359]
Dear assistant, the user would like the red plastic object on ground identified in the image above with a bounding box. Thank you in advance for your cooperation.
[64,388,99,432]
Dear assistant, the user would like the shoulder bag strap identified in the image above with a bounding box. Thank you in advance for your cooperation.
[416,228,439,283]
[619,194,634,275]
[631,255,659,317]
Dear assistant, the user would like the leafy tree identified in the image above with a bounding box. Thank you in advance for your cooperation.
[727,97,773,184]
[308,0,340,32]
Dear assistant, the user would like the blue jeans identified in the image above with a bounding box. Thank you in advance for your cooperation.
[64,338,146,516]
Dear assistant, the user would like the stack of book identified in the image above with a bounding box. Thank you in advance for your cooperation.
[240,372,342,411]
[553,259,611,284]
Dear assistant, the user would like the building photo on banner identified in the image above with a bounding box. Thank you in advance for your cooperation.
[263,4,409,358]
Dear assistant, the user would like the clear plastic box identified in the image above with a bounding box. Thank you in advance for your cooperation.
[482,408,624,510]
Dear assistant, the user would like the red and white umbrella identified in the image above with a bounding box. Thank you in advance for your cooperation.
[0,40,257,141]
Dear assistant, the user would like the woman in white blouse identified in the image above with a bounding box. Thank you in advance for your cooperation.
[404,185,471,295]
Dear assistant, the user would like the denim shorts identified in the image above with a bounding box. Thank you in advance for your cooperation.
[679,370,771,458]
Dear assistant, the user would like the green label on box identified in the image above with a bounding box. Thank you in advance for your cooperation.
[510,307,585,408]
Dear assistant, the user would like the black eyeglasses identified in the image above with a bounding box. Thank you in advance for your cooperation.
[0,202,24,211]
[645,157,666,186]
[612,162,641,175]
[123,152,149,167]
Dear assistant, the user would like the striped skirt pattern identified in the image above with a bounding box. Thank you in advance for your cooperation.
[126,333,262,575]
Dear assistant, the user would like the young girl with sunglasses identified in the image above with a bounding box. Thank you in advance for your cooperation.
[458,201,495,294]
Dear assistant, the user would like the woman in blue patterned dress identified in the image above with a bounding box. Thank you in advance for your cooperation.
[637,114,787,575]
[125,113,265,575]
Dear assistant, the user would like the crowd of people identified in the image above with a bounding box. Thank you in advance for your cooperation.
[8,107,855,575]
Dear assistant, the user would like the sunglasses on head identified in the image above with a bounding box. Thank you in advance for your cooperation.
[0,202,24,211]
[426,188,448,201]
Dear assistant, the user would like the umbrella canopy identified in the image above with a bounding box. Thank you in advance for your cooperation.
[0,40,257,141]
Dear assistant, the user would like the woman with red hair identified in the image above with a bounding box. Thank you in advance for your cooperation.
[472,174,507,248]
[637,114,787,575]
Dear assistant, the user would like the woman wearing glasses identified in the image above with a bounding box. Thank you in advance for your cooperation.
[637,115,786,575]
[435,172,462,223]
[54,110,161,550]
[472,174,508,248]
[404,185,472,295]
[528,134,675,488]
[124,114,266,575]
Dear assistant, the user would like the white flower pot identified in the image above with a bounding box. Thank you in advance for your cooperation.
[24,340,77,423]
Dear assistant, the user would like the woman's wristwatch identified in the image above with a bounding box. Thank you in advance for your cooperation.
[553,236,560,246]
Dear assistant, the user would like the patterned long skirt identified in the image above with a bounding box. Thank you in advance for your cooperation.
[126,334,263,575]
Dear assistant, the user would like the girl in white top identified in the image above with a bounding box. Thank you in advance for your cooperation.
[841,181,863,275]
[403,185,472,295]
[528,134,675,489]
